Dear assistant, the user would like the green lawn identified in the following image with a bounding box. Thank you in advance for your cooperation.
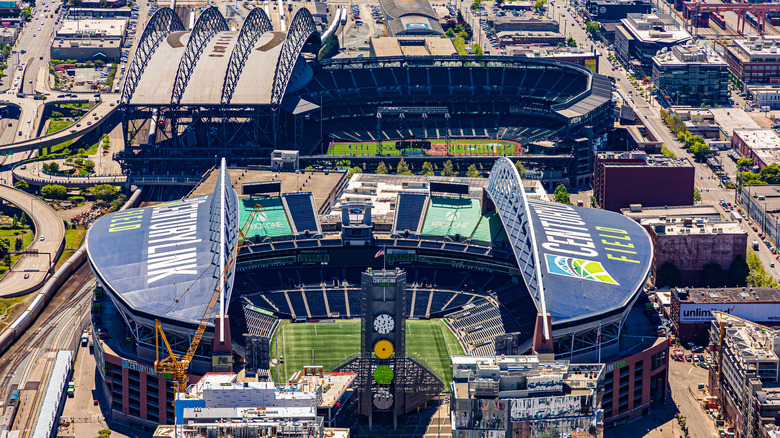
[269,318,464,390]
[329,139,516,156]
[55,227,86,270]
[0,295,28,330]
[0,226,34,280]
[47,119,76,135]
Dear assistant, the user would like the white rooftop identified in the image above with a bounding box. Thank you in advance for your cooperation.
[653,43,725,66]
[735,129,780,151]
[710,108,761,136]
[57,18,126,38]
[622,13,691,43]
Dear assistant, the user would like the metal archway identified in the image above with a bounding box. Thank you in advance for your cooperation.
[221,8,273,105]
[170,7,229,105]
[486,157,549,340]
[121,7,185,105]
[270,8,321,145]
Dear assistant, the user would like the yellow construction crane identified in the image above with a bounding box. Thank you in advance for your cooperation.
[154,203,263,393]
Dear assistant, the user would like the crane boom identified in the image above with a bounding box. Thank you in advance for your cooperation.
[155,203,263,392]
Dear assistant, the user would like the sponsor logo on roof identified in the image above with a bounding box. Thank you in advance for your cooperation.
[545,254,619,285]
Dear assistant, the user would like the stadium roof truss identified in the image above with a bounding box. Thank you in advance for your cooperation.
[171,7,229,106]
[270,8,321,145]
[121,7,185,105]
[222,8,274,105]
[486,158,549,340]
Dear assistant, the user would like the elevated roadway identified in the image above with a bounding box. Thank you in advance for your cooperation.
[11,163,204,188]
[0,185,65,298]
[0,96,120,155]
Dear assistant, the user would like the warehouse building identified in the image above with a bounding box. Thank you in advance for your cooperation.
[50,18,126,62]
[644,218,747,288]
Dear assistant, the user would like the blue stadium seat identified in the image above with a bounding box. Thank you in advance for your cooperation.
[283,193,319,235]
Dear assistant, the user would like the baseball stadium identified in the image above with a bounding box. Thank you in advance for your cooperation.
[84,157,652,427]
[118,6,613,186]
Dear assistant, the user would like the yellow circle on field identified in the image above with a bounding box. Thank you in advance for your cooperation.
[374,340,394,359]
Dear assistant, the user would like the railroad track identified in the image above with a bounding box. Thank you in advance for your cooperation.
[0,264,93,437]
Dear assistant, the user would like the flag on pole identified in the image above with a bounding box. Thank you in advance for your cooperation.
[596,326,601,344]
[375,248,385,258]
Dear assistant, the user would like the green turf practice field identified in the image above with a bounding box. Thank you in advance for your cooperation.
[269,319,464,390]
[329,140,516,156]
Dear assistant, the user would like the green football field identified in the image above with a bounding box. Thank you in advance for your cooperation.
[329,140,516,156]
[268,319,464,390]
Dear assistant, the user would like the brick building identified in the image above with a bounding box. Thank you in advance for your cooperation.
[670,287,780,346]
[732,129,780,171]
[723,36,780,87]
[594,151,695,212]
[644,218,747,287]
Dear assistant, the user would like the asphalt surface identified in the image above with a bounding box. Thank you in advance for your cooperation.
[0,185,64,298]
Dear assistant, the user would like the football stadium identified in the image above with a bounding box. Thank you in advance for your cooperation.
[118,6,613,186]
[85,158,652,426]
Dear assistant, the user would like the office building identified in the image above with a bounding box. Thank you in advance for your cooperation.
[594,151,695,212]
[652,43,730,107]
[615,13,691,75]
[709,312,780,438]
[450,355,605,437]
[724,37,780,87]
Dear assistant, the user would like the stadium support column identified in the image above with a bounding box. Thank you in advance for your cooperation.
[532,313,554,361]
[212,314,233,372]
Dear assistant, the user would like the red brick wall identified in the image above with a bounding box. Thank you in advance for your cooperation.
[651,231,748,287]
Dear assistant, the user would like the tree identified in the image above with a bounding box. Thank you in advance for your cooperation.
[473,44,483,56]
[421,162,434,176]
[761,164,780,184]
[0,238,8,263]
[304,165,315,171]
[693,187,702,202]
[51,111,64,119]
[83,159,95,173]
[445,28,456,38]
[396,159,412,175]
[20,214,26,227]
[97,429,111,438]
[318,33,339,61]
[41,184,67,200]
[728,256,749,286]
[567,37,577,47]
[586,21,600,37]
[14,237,21,251]
[737,157,754,168]
[534,0,545,11]
[14,181,29,191]
[89,184,120,202]
[376,161,389,175]
[347,166,362,178]
[515,160,527,179]
[656,262,682,287]
[746,251,779,287]
[553,184,571,205]
[442,160,456,177]
[701,263,727,287]
[465,164,482,178]
[19,7,31,19]
[661,145,677,158]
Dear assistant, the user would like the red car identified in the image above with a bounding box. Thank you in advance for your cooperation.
[753,226,758,232]
[93,399,99,406]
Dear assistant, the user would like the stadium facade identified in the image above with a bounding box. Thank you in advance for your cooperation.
[86,158,654,428]
[118,7,614,186]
